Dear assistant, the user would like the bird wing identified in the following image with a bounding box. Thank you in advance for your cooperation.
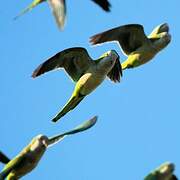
[48,0,66,29]
[14,0,45,20]
[0,151,10,164]
[32,47,92,82]
[107,56,122,83]
[90,24,149,56]
[91,0,111,11]
[48,116,97,146]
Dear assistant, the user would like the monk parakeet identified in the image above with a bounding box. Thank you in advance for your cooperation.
[32,47,122,122]
[90,23,171,70]
[144,162,178,180]
[0,116,97,180]
[15,0,111,30]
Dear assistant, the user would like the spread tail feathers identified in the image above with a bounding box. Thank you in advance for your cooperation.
[52,94,85,123]
[14,0,44,20]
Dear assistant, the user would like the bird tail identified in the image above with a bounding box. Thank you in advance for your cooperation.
[52,94,85,123]
[13,0,44,20]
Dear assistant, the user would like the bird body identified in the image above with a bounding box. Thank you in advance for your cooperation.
[90,23,171,70]
[0,116,97,179]
[32,47,122,122]
[0,135,48,180]
[74,61,112,95]
[121,43,157,69]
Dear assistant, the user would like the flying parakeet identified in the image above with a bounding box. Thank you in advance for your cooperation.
[15,0,111,30]
[144,162,178,180]
[0,116,97,180]
[32,47,122,123]
[90,23,171,70]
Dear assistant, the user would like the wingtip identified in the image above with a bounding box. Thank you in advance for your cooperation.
[103,6,111,12]
[100,1,111,12]
[31,73,37,78]
[13,16,18,21]
[51,117,58,123]
[31,64,43,78]
[31,70,39,78]
[91,115,98,124]
[89,35,99,45]
[56,21,65,31]
[51,113,64,123]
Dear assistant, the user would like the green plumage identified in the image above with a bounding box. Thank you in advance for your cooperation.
[90,23,171,70]
[0,116,97,179]
[32,47,122,122]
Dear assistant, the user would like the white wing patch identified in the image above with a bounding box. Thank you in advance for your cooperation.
[48,0,66,29]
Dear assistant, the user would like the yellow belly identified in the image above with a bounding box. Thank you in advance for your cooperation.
[75,72,105,95]
[124,48,157,68]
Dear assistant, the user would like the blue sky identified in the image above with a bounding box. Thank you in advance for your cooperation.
[0,0,180,179]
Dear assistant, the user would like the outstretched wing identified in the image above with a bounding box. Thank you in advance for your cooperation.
[48,116,97,146]
[107,56,122,83]
[91,0,111,11]
[32,47,92,82]
[48,0,66,29]
[14,0,45,20]
[90,24,149,56]
[0,151,10,164]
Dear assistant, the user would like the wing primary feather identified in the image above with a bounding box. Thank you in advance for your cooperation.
[107,56,122,83]
[91,0,111,11]
[32,47,92,82]
[0,151,10,164]
[32,52,62,78]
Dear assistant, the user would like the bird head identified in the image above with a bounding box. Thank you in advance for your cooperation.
[158,162,175,176]
[30,135,49,152]
[98,50,119,71]
[149,23,169,38]
[144,162,176,180]
[152,31,171,51]
[148,23,171,51]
